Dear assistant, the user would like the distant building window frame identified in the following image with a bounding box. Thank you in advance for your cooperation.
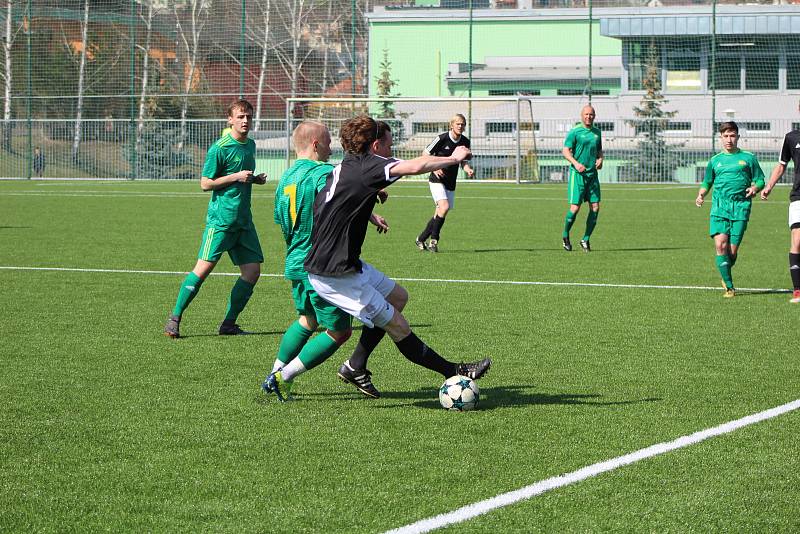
[412,122,449,135]
[556,88,610,96]
[665,121,692,132]
[488,89,541,96]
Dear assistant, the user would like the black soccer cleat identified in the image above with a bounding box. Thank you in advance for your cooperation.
[456,358,492,380]
[337,361,380,398]
[415,237,427,251]
[218,321,251,335]
[562,237,572,251]
[580,239,591,252]
[164,314,181,338]
[428,239,439,253]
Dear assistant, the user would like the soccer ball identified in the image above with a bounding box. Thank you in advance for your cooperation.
[438,375,480,411]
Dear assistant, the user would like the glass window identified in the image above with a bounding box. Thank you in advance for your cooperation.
[485,122,515,135]
[787,56,800,90]
[666,56,701,92]
[627,41,657,91]
[712,57,741,90]
[745,56,778,90]
[412,122,448,135]
[666,121,692,132]
[594,121,615,132]
[740,121,770,132]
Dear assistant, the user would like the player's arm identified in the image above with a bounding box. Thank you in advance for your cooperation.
[200,170,256,191]
[745,156,766,198]
[696,162,714,207]
[562,142,586,173]
[595,149,604,171]
[462,161,475,178]
[761,163,786,200]
[389,146,471,177]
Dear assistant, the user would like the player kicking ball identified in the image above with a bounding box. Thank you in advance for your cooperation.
[695,121,765,298]
[303,115,491,398]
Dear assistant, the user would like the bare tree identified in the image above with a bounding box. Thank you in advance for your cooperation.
[274,0,315,100]
[2,0,21,152]
[71,0,90,163]
[135,0,159,156]
[173,0,209,151]
[248,0,273,132]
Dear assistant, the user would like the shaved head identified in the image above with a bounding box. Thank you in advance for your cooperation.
[293,121,328,152]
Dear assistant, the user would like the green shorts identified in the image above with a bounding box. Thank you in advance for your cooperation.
[197,225,264,265]
[567,169,601,205]
[291,279,351,331]
[709,216,748,246]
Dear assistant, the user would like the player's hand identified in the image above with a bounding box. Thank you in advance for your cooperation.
[745,186,758,199]
[377,189,388,204]
[695,194,705,207]
[464,165,475,179]
[236,170,254,183]
[433,169,445,178]
[595,158,604,171]
[760,186,772,200]
[452,146,472,162]
[370,214,389,234]
[574,163,587,173]
[251,173,267,185]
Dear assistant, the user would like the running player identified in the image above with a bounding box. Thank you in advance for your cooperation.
[304,115,491,398]
[261,121,389,401]
[561,105,603,252]
[415,113,474,253]
[760,103,800,303]
[163,99,266,338]
[695,121,765,298]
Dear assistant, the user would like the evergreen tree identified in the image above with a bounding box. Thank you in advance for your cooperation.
[626,40,683,181]
[374,47,397,119]
[125,124,194,180]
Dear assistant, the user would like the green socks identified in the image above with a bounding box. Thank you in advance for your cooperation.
[172,272,204,317]
[224,277,255,322]
[583,210,599,241]
[276,320,315,366]
[281,332,342,382]
[716,255,733,289]
[563,211,576,238]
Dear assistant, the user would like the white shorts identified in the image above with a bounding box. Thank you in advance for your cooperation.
[307,261,397,329]
[789,201,800,228]
[429,182,455,209]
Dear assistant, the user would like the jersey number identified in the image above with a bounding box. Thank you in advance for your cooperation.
[282,184,297,226]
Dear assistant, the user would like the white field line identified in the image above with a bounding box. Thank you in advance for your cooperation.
[0,265,789,293]
[385,398,800,534]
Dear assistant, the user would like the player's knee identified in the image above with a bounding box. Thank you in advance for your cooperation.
[384,311,411,341]
[299,315,318,331]
[327,328,352,345]
[388,285,409,311]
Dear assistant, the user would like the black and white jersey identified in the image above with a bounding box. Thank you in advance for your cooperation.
[425,132,470,191]
[779,130,800,202]
[304,153,400,276]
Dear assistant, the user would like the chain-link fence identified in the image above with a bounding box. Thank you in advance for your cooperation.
[1,0,797,180]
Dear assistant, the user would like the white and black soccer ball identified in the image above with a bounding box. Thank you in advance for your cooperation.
[438,375,480,411]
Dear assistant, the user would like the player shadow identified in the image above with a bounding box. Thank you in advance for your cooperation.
[588,246,691,253]
[727,289,791,298]
[176,330,286,339]
[372,384,661,411]
[0,226,33,229]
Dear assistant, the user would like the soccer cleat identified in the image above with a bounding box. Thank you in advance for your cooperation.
[723,288,736,298]
[164,314,181,339]
[580,239,591,252]
[428,239,439,253]
[263,371,293,402]
[415,237,428,251]
[337,361,380,398]
[562,237,572,251]
[219,321,250,335]
[456,358,492,380]
[790,290,800,304]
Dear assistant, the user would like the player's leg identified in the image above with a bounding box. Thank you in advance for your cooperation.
[270,281,319,374]
[712,228,734,295]
[580,178,601,252]
[347,283,408,371]
[416,183,441,249]
[429,191,454,252]
[164,226,224,338]
[220,229,264,334]
[563,169,584,250]
[788,203,800,303]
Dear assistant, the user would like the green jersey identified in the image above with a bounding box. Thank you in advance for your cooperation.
[274,159,334,281]
[702,149,765,221]
[202,133,257,231]
[564,124,603,174]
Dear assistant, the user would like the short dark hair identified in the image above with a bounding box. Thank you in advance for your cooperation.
[340,115,391,154]
[718,121,738,134]
[227,99,253,117]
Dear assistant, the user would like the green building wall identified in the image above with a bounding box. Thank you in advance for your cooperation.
[368,18,621,97]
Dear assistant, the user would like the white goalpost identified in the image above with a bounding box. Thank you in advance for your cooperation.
[284,96,540,184]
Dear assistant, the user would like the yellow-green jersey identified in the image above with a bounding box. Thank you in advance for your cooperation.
[202,133,257,231]
[564,124,602,175]
[274,159,334,281]
[702,150,765,221]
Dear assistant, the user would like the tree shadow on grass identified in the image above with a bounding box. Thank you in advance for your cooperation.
[733,289,791,298]
[447,246,690,254]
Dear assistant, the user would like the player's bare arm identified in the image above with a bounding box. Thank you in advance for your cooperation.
[595,151,604,170]
[200,170,256,191]
[761,163,786,200]
[390,146,471,177]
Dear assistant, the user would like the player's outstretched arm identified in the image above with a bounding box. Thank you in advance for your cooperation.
[200,170,254,191]
[389,146,471,177]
